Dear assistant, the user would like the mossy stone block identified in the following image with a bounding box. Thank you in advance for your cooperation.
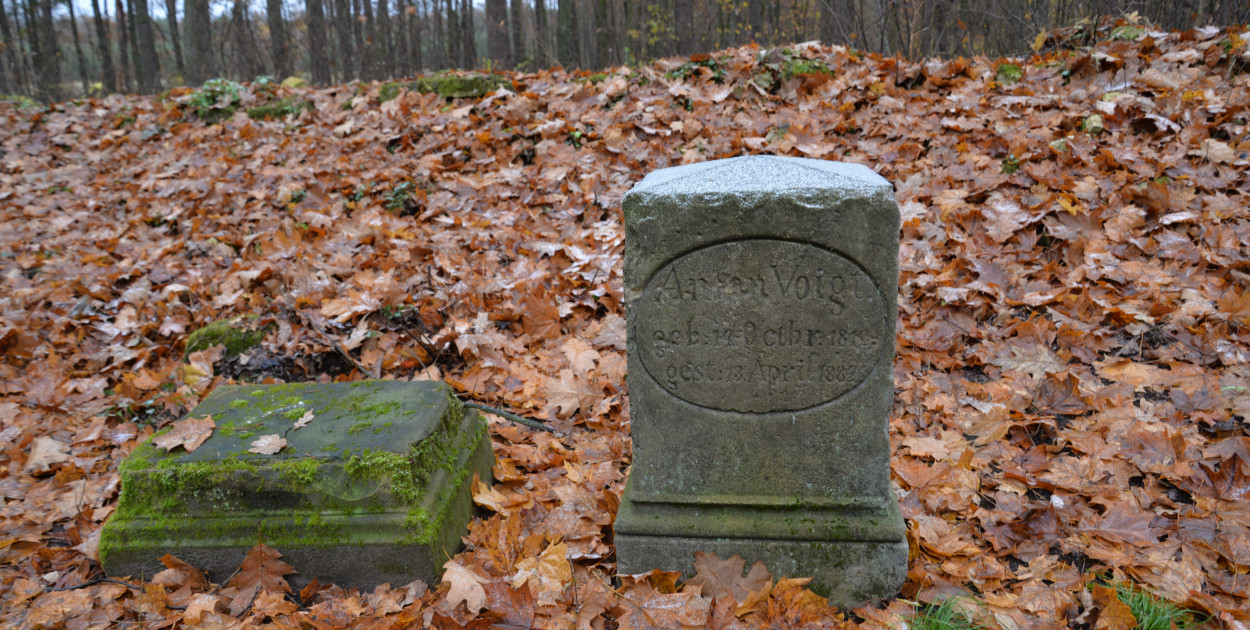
[410,73,507,99]
[184,316,269,357]
[100,380,494,588]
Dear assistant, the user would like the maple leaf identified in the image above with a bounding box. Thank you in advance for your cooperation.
[544,369,599,419]
[152,416,216,453]
[226,544,297,594]
[988,343,1066,379]
[1091,584,1136,630]
[612,586,710,630]
[520,296,562,340]
[22,436,71,474]
[248,434,287,455]
[483,580,535,629]
[509,541,572,607]
[442,560,489,615]
[560,337,600,375]
[685,552,772,603]
[1084,503,1162,547]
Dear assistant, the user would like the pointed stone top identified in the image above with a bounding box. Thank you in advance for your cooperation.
[625,155,890,199]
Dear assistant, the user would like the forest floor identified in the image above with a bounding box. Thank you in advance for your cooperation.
[1,18,1249,630]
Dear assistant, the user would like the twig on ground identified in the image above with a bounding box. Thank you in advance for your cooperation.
[462,400,559,434]
[49,576,143,592]
[298,311,370,376]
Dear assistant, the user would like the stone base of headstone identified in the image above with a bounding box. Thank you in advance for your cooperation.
[100,380,494,589]
[615,490,908,607]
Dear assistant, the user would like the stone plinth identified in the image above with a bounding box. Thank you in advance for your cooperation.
[100,380,494,588]
[614,156,907,607]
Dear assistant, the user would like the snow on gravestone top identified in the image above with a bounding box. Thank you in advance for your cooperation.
[614,155,908,608]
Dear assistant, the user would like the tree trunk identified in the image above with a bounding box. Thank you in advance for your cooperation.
[134,0,161,91]
[163,0,185,79]
[443,0,457,67]
[376,0,393,78]
[307,0,330,83]
[747,0,761,43]
[66,0,91,95]
[673,0,693,55]
[351,0,366,78]
[359,0,375,79]
[267,0,292,77]
[113,0,132,90]
[124,0,143,89]
[486,0,505,67]
[533,0,547,66]
[508,0,521,67]
[556,0,575,68]
[0,0,15,92]
[90,0,119,93]
[394,0,408,75]
[31,0,61,100]
[231,0,262,79]
[183,0,212,83]
[332,0,353,79]
[458,0,473,68]
[412,0,422,70]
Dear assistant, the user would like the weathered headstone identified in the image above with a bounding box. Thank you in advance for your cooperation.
[100,380,494,588]
[614,155,907,606]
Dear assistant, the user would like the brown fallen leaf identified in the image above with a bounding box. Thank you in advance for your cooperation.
[293,410,314,429]
[151,553,208,591]
[23,436,71,474]
[509,541,572,607]
[248,434,286,455]
[152,415,216,453]
[685,552,772,603]
[442,560,488,615]
[226,544,297,594]
[1091,584,1137,630]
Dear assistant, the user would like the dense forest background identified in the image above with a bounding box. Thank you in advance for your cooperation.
[2,0,1250,102]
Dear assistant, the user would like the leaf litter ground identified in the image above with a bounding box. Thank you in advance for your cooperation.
[2,21,1249,630]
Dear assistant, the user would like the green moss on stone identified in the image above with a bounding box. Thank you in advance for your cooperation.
[246,96,314,120]
[410,73,507,99]
[185,316,269,357]
[379,82,405,103]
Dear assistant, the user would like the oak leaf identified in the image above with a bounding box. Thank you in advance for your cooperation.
[248,434,287,455]
[152,416,215,453]
[226,544,297,594]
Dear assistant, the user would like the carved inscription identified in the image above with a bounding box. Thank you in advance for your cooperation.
[636,239,886,413]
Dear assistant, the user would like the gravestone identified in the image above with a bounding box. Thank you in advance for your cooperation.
[100,380,494,588]
[614,155,907,606]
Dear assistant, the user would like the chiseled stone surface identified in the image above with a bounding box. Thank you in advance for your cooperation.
[100,380,494,588]
[615,155,907,606]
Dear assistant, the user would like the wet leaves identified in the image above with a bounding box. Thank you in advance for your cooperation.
[151,416,216,453]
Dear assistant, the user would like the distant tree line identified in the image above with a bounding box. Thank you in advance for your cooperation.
[2,0,1246,100]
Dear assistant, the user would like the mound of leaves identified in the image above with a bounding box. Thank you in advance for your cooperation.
[1,21,1248,630]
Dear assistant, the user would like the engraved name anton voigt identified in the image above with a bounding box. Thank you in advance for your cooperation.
[635,239,887,413]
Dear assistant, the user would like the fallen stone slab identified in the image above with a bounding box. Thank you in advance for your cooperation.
[100,380,494,589]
